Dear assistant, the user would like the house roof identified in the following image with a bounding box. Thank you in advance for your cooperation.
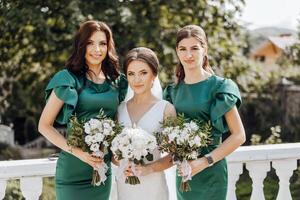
[251,34,298,56]
[268,35,298,50]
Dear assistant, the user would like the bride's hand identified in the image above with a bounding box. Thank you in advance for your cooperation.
[123,164,154,176]
[124,164,134,177]
[135,164,154,176]
[72,148,103,169]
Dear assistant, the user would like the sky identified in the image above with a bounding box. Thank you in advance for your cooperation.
[239,0,300,30]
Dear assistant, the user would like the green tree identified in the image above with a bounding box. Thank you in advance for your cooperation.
[0,0,84,143]
[1,0,247,143]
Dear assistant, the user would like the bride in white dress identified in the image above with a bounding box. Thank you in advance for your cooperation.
[112,47,177,200]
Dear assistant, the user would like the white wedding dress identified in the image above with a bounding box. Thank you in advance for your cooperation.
[110,100,177,200]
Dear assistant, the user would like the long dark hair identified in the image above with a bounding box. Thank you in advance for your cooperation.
[123,47,159,76]
[175,25,213,83]
[66,20,120,82]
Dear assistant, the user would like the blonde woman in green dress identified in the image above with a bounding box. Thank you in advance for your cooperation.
[38,20,127,200]
[163,25,246,200]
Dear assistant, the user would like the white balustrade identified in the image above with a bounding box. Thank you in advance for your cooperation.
[0,143,299,200]
[246,161,270,200]
[273,159,298,200]
[20,177,43,200]
[227,162,243,200]
[226,143,300,200]
[0,158,56,199]
[0,179,7,199]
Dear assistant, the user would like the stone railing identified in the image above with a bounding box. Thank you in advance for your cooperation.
[0,143,299,200]
[227,143,300,200]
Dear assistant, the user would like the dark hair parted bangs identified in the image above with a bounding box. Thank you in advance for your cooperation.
[66,20,120,82]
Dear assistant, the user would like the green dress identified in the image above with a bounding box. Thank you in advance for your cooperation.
[45,69,127,200]
[163,75,241,200]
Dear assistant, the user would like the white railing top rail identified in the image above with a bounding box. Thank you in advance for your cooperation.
[0,143,299,179]
[0,158,56,179]
[227,142,300,162]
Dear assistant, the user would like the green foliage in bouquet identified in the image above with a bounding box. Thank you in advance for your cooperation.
[67,109,122,186]
[96,110,123,149]
[155,113,212,192]
[156,113,212,162]
[66,109,123,153]
[66,114,88,152]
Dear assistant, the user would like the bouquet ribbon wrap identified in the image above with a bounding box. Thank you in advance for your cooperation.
[93,151,109,186]
[118,159,139,179]
[180,159,192,182]
[174,158,192,192]
[118,159,140,185]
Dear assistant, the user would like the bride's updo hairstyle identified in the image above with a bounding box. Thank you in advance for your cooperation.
[123,47,159,76]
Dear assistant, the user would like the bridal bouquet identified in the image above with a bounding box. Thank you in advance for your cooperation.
[67,110,122,186]
[155,114,212,192]
[111,126,157,185]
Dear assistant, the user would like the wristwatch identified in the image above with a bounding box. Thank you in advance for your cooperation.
[204,153,214,167]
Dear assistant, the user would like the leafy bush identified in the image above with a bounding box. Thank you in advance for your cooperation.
[3,178,55,200]
[4,180,23,200]
[0,142,22,160]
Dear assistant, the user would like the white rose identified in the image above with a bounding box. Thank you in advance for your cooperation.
[132,142,142,151]
[103,122,111,129]
[190,151,198,159]
[188,139,195,147]
[110,144,117,152]
[90,143,100,152]
[95,133,105,142]
[180,129,189,140]
[91,135,98,143]
[84,123,92,134]
[177,129,189,143]
[103,129,111,136]
[194,135,201,146]
[149,141,157,150]
[168,131,178,142]
[163,127,172,135]
[85,135,93,145]
[189,121,199,131]
[108,120,115,127]
[89,119,102,130]
[103,141,109,147]
[125,149,134,159]
[133,151,143,160]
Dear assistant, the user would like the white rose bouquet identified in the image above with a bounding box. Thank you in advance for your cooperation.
[111,126,157,185]
[67,109,122,186]
[155,114,212,192]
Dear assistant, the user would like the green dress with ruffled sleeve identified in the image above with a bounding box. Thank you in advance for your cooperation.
[45,69,127,200]
[163,75,241,200]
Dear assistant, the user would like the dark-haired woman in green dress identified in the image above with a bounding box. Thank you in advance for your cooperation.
[38,20,127,200]
[163,25,246,200]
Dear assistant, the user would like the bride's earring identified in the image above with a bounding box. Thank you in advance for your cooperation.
[151,80,154,88]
